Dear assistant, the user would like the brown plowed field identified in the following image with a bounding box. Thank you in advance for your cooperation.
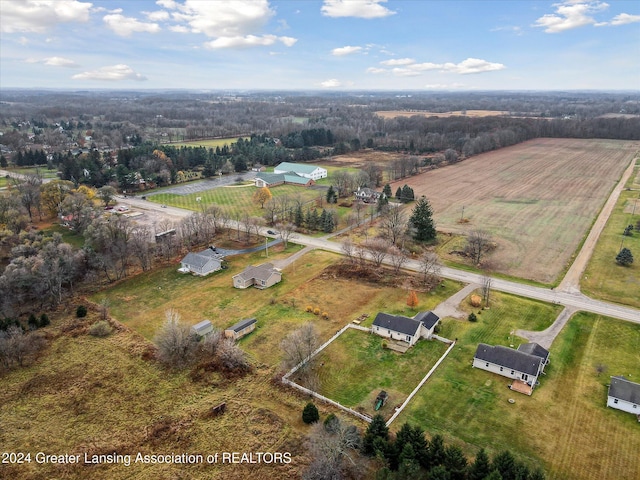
[385,138,639,283]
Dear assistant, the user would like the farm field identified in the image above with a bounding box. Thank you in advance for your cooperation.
[382,138,638,283]
[396,310,640,480]
[581,160,640,308]
[162,136,247,148]
[375,109,510,119]
[298,328,450,418]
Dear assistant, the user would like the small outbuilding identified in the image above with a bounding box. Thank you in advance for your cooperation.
[225,318,257,340]
[607,376,640,416]
[192,320,214,337]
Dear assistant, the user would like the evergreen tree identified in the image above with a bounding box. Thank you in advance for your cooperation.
[401,185,414,203]
[483,472,503,480]
[377,194,389,212]
[302,402,319,424]
[428,465,451,480]
[514,463,530,480]
[323,210,335,233]
[396,186,403,199]
[615,247,634,266]
[427,434,446,468]
[383,183,392,198]
[326,185,337,204]
[39,313,50,328]
[409,197,437,242]
[492,451,517,480]
[28,314,38,330]
[363,414,389,456]
[529,468,546,480]
[468,448,491,480]
[397,443,421,479]
[444,445,468,480]
[295,205,304,227]
[0,154,7,167]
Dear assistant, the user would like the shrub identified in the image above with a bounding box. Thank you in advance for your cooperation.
[39,314,50,328]
[322,312,329,319]
[88,321,113,337]
[470,294,482,307]
[302,402,320,424]
[313,307,321,316]
[76,305,88,318]
[468,313,478,322]
[28,314,38,330]
[306,305,313,313]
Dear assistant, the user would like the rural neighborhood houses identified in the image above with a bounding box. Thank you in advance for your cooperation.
[371,311,440,347]
[273,162,327,180]
[178,247,225,276]
[225,318,257,341]
[233,263,282,289]
[354,187,382,203]
[472,342,550,395]
[607,376,640,418]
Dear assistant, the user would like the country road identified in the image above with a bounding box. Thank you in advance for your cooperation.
[118,194,640,325]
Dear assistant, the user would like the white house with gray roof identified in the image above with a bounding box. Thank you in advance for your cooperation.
[274,162,327,180]
[232,263,282,289]
[179,247,224,276]
[607,376,640,416]
[371,311,440,347]
[473,342,550,394]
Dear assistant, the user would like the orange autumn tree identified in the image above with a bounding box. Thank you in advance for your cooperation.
[407,290,418,307]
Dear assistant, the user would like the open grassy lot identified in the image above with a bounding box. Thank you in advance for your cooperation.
[581,162,640,308]
[164,137,247,148]
[396,304,640,480]
[148,184,328,219]
[303,328,450,418]
[6,166,59,178]
[42,223,85,248]
[375,110,510,119]
[0,313,312,480]
[0,176,9,187]
[383,138,638,284]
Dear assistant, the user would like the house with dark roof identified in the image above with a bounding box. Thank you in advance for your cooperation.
[354,187,382,203]
[607,376,640,416]
[232,263,282,289]
[274,162,327,180]
[178,247,224,276]
[371,311,440,347]
[225,318,257,340]
[472,342,550,395]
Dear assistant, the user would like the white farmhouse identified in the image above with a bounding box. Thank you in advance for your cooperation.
[371,311,440,347]
[273,162,327,181]
[607,376,640,417]
[178,247,224,276]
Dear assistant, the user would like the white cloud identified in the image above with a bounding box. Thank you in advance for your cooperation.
[381,58,415,66]
[533,1,609,33]
[320,79,343,88]
[596,13,640,26]
[321,0,396,19]
[0,0,92,33]
[145,10,171,22]
[332,46,363,56]
[27,56,79,68]
[369,57,505,76]
[490,25,524,35]
[72,64,147,81]
[169,25,189,33]
[204,35,296,49]
[103,14,161,37]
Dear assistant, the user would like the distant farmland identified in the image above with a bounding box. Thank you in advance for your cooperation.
[164,136,248,148]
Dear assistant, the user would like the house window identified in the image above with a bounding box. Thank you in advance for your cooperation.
[500,367,504,372]
[406,335,411,342]
[485,363,489,367]
[388,329,391,335]
[511,370,514,375]
[614,399,619,404]
[634,405,637,409]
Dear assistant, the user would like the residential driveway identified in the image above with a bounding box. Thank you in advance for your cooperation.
[432,283,479,320]
[215,238,282,258]
[515,307,578,350]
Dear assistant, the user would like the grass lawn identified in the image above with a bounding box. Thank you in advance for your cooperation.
[42,224,85,248]
[148,184,328,219]
[303,328,450,418]
[164,137,248,148]
[6,166,59,178]
[581,162,640,308]
[0,176,9,187]
[395,309,640,480]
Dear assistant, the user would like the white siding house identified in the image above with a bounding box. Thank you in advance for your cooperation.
[273,162,327,180]
[371,311,440,347]
[179,247,224,276]
[233,263,282,289]
[607,376,640,416]
[472,343,550,394]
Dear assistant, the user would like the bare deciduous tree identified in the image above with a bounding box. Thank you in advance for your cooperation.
[419,252,441,283]
[363,238,389,267]
[388,245,408,274]
[304,418,361,480]
[276,222,296,248]
[0,326,45,370]
[216,337,250,372]
[280,322,319,372]
[379,203,406,246]
[466,230,493,265]
[341,239,356,264]
[154,309,198,368]
[482,275,492,307]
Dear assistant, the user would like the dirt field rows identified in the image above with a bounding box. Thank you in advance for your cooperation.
[385,138,639,283]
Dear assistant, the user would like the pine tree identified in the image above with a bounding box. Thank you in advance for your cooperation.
[383,183,392,198]
[295,205,304,227]
[302,402,319,424]
[409,196,437,242]
[396,186,403,199]
[363,414,389,455]
[468,448,491,480]
[444,445,468,480]
[377,194,389,212]
[492,450,517,480]
[615,247,634,266]
[427,434,446,468]
[326,185,337,204]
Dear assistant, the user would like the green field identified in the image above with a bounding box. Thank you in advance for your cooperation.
[6,167,59,178]
[581,161,640,308]
[305,328,450,417]
[395,309,640,480]
[148,184,332,220]
[42,224,85,248]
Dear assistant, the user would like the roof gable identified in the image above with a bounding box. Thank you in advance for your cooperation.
[609,376,640,403]
[373,313,422,337]
[414,311,440,329]
[227,318,257,333]
[517,343,550,362]
[234,263,279,281]
[274,162,321,174]
[474,343,542,376]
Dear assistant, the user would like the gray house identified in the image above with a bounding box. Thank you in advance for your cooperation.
[225,318,257,340]
[371,311,440,347]
[233,263,282,289]
[179,247,224,276]
[472,342,550,395]
[607,376,640,416]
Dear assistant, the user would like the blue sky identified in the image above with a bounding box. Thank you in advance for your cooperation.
[1,0,639,90]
